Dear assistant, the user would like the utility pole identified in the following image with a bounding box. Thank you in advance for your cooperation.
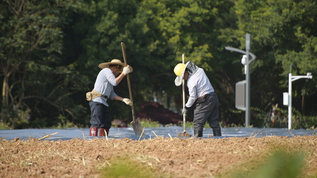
[225,33,256,127]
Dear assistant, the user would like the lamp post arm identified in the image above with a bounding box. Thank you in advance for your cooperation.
[225,46,256,64]
[248,53,256,63]
[291,76,313,82]
[225,47,246,54]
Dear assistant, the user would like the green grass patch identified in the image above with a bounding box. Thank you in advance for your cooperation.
[139,119,161,127]
[100,157,162,178]
[221,148,315,178]
[184,121,209,128]
[0,122,10,129]
[249,151,305,178]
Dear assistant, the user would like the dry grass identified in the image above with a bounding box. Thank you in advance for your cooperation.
[0,136,316,177]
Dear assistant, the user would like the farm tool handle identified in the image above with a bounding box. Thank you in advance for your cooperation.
[182,54,186,133]
[121,42,136,121]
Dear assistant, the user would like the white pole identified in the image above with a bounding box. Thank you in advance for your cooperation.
[287,73,313,129]
[288,73,292,129]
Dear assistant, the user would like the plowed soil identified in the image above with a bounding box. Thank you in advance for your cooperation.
[1,136,317,177]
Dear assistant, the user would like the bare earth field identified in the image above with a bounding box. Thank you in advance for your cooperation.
[1,136,317,177]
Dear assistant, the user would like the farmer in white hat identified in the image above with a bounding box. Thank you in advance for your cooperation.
[86,59,133,136]
[174,61,222,137]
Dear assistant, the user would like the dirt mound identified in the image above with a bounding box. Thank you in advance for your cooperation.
[136,102,182,125]
[1,136,316,177]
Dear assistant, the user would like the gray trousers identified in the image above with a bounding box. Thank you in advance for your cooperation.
[89,101,112,128]
[193,92,220,136]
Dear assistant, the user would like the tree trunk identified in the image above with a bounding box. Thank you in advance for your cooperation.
[1,72,9,123]
[301,95,305,115]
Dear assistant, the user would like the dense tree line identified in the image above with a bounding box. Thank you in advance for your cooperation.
[1,0,316,129]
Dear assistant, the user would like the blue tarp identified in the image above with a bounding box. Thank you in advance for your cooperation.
[0,127,316,141]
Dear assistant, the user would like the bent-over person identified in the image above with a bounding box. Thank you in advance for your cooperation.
[86,59,133,136]
[173,61,222,137]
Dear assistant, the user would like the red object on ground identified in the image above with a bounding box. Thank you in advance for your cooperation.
[136,102,182,125]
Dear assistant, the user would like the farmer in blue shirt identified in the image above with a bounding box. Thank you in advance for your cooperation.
[88,59,133,136]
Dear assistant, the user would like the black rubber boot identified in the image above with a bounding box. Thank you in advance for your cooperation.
[212,127,222,136]
[193,129,203,138]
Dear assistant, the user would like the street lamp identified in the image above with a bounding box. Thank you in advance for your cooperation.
[225,33,256,127]
[286,73,313,129]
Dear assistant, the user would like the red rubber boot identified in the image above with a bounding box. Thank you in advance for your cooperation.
[89,127,98,136]
[99,128,109,136]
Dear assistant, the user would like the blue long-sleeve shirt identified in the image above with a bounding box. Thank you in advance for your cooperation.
[92,68,117,106]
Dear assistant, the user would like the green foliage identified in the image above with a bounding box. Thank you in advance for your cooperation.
[291,109,317,129]
[224,149,308,178]
[0,105,31,129]
[1,0,316,128]
[252,151,305,178]
[231,0,317,127]
[251,106,317,129]
[251,151,304,178]
[100,157,160,178]
[0,0,87,128]
[0,122,10,130]
[298,116,317,130]
[138,119,161,128]
[184,121,209,128]
[53,115,77,129]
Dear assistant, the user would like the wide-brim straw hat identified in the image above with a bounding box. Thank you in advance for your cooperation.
[98,59,133,72]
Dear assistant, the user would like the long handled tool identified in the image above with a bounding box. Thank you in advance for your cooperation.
[177,54,191,137]
[121,42,144,137]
